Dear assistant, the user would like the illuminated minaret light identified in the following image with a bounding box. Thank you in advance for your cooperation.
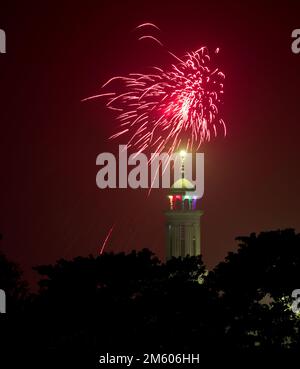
[165,150,203,260]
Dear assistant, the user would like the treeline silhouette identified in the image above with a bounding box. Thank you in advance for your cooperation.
[1,229,300,366]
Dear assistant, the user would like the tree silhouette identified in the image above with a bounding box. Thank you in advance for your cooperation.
[1,229,300,365]
[0,237,29,364]
[0,249,28,311]
[207,229,300,352]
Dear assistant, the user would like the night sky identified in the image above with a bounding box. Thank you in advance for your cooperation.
[1,1,300,286]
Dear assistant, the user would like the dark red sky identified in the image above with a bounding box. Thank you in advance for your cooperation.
[1,1,300,286]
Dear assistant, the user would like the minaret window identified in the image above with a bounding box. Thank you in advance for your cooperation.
[180,225,185,257]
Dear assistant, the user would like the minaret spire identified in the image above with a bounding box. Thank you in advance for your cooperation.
[180,150,186,180]
[165,150,203,260]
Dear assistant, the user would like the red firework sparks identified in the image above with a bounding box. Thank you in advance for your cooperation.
[99,224,114,255]
[84,25,225,154]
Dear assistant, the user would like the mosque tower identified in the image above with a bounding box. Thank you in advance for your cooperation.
[165,151,203,259]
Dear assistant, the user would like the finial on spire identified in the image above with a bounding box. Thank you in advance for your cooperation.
[180,150,186,179]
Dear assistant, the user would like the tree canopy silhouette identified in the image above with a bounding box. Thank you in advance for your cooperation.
[1,229,300,365]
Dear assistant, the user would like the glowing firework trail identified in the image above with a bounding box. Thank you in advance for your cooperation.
[83,24,225,154]
[99,224,114,255]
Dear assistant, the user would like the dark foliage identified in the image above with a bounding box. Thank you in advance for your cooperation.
[1,230,300,366]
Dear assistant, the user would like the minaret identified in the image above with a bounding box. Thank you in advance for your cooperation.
[165,151,203,260]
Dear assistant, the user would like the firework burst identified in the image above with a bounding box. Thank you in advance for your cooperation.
[84,25,225,154]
